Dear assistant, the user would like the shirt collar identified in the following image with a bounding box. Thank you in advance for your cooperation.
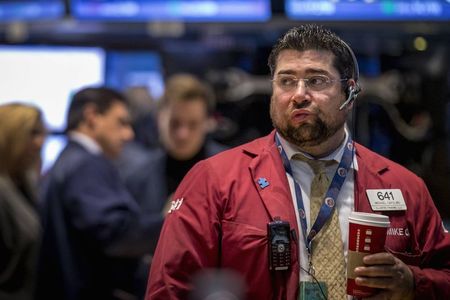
[276,128,358,170]
[69,131,102,155]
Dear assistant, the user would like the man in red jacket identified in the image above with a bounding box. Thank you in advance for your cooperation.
[145,24,450,300]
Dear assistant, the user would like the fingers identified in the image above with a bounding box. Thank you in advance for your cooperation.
[362,252,397,265]
[354,253,400,281]
[355,275,396,289]
[355,265,394,279]
[353,252,415,300]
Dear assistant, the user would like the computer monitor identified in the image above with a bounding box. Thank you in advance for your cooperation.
[71,0,271,22]
[285,0,450,21]
[0,0,65,21]
[0,45,105,132]
[105,50,164,99]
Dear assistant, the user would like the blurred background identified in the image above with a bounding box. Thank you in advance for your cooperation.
[0,0,449,221]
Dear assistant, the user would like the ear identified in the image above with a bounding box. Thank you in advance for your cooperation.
[347,79,361,102]
[348,79,361,96]
[82,103,99,128]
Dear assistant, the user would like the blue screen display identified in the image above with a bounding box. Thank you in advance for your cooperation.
[105,50,165,100]
[286,0,450,21]
[0,0,65,21]
[71,0,271,22]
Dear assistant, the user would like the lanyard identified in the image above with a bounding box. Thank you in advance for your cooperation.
[275,133,354,255]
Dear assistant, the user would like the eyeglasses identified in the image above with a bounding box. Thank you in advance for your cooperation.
[272,74,348,92]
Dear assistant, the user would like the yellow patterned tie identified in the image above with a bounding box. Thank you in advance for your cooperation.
[294,155,347,300]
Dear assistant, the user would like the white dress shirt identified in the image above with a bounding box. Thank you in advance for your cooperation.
[69,131,102,155]
[276,131,358,285]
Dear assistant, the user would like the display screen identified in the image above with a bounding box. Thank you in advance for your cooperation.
[71,0,271,21]
[41,134,67,173]
[0,46,105,131]
[105,50,165,99]
[0,0,65,21]
[286,0,450,21]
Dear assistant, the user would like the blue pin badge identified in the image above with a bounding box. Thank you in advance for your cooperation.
[257,177,270,189]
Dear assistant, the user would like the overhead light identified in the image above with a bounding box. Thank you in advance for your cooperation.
[413,36,427,51]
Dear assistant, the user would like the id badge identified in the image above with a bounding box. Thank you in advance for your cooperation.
[299,281,327,300]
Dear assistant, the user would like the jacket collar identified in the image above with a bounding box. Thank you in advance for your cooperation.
[69,131,102,155]
[353,143,392,212]
[245,131,298,229]
[243,131,394,214]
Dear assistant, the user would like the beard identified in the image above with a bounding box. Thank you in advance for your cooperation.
[270,98,344,148]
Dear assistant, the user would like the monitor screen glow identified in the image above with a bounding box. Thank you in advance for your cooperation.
[285,0,450,21]
[71,0,271,22]
[0,46,105,132]
[41,134,67,174]
[0,0,65,21]
[105,50,164,100]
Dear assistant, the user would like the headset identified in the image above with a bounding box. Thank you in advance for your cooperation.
[338,39,361,111]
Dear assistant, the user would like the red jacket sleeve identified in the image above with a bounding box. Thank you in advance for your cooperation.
[145,160,221,299]
[409,182,450,299]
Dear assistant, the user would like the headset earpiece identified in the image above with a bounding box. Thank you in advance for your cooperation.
[348,86,355,100]
[338,40,361,111]
[340,86,355,111]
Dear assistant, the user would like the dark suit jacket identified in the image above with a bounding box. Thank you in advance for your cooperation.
[36,140,163,300]
[123,140,228,216]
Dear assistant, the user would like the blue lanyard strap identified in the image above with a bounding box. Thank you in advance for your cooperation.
[275,133,354,254]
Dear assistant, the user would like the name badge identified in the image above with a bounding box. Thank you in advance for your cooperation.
[366,189,407,211]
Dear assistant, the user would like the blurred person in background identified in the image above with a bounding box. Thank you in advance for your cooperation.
[0,103,46,300]
[117,74,228,294]
[115,86,158,184]
[122,73,227,215]
[124,86,159,150]
[36,87,162,300]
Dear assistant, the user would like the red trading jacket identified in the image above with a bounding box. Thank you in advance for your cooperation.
[146,131,450,300]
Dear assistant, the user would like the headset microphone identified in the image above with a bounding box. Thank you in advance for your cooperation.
[338,39,361,111]
[339,86,358,111]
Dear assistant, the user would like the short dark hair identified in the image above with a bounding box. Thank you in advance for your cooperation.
[66,86,127,131]
[268,24,357,87]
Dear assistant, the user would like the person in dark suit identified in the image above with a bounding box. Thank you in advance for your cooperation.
[36,87,163,300]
